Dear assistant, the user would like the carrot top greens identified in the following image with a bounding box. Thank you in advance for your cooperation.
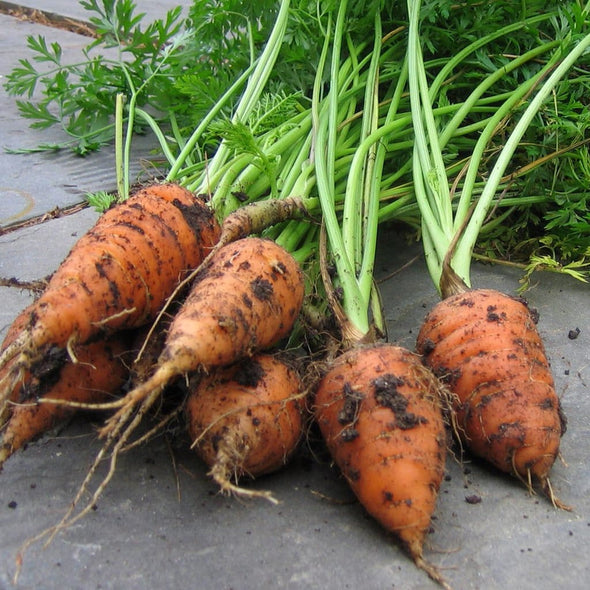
[406,0,590,296]
[4,0,590,291]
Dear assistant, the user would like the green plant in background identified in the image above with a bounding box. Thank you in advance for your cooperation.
[4,0,190,155]
[406,0,590,298]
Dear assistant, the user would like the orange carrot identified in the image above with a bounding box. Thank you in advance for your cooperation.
[314,343,449,588]
[416,288,568,509]
[140,196,309,355]
[0,333,131,469]
[0,307,36,425]
[0,183,220,414]
[186,353,305,503]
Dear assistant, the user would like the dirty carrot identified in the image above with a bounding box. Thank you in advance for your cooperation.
[186,353,305,503]
[405,0,588,508]
[416,288,568,507]
[305,7,450,587]
[314,344,449,588]
[0,333,131,469]
[103,236,305,432]
[142,195,310,347]
[0,183,221,416]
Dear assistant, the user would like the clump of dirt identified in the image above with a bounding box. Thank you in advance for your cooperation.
[372,374,427,430]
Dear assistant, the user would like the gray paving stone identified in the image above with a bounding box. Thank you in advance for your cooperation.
[13,0,194,23]
[0,11,163,228]
[0,206,99,282]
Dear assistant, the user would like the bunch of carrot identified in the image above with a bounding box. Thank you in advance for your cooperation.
[3,1,588,588]
[0,183,219,465]
[2,3,316,569]
[1,180,312,585]
[0,180,449,586]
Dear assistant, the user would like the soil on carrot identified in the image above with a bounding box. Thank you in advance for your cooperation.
[431,365,462,389]
[485,306,506,323]
[250,278,274,301]
[232,359,265,388]
[23,348,67,393]
[337,383,363,425]
[173,199,220,243]
[372,374,428,430]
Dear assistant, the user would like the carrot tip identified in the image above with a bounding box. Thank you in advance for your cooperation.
[542,477,573,512]
[211,472,280,506]
[98,364,173,439]
[414,555,453,590]
[209,439,279,505]
[405,536,452,590]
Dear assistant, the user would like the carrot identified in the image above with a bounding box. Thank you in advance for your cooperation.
[0,183,221,415]
[0,333,131,469]
[416,288,568,508]
[314,343,449,588]
[0,304,76,427]
[404,3,574,509]
[0,307,37,425]
[141,195,309,354]
[186,353,305,503]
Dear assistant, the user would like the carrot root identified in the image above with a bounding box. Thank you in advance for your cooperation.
[0,342,35,418]
[208,436,280,505]
[187,354,305,504]
[408,532,453,590]
[142,196,307,343]
[541,476,573,511]
[413,553,453,590]
[98,364,173,438]
[14,385,163,577]
[103,237,304,439]
[0,334,131,470]
[314,343,448,588]
[416,288,567,505]
[0,183,221,414]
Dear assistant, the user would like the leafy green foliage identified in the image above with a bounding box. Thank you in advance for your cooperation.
[4,0,261,156]
[86,190,117,212]
[4,0,191,155]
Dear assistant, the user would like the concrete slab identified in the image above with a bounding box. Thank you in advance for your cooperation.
[7,0,194,24]
[0,3,589,590]
[0,207,99,283]
[0,206,99,333]
[0,12,163,229]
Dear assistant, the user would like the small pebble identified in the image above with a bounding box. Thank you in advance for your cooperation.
[568,327,581,340]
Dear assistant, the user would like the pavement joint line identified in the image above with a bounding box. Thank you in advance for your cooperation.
[0,0,97,36]
[0,201,89,237]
